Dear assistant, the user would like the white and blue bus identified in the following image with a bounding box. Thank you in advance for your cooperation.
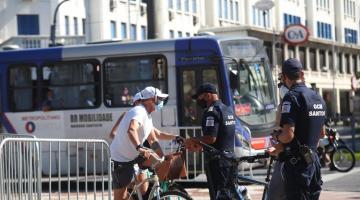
[0,36,276,175]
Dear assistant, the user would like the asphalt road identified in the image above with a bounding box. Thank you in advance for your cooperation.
[186,165,360,200]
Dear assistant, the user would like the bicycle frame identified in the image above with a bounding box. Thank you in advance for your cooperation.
[128,172,162,200]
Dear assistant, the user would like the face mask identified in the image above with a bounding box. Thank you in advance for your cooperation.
[196,99,207,109]
[279,85,289,99]
[155,100,164,111]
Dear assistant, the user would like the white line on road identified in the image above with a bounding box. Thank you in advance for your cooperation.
[322,167,360,183]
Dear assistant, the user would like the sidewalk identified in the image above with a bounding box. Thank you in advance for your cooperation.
[185,186,360,200]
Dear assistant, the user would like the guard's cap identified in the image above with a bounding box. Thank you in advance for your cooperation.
[140,86,168,100]
[282,58,303,75]
[191,83,218,99]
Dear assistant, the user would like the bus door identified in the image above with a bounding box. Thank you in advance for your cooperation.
[177,66,220,127]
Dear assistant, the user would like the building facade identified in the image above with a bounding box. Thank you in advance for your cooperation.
[0,0,359,118]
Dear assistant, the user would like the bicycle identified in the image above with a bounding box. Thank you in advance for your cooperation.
[126,146,193,200]
[198,141,273,200]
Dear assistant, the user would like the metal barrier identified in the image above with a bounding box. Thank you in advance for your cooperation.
[0,138,112,200]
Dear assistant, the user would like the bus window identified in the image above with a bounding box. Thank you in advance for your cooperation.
[103,56,167,107]
[228,60,275,125]
[9,65,37,111]
[178,67,219,126]
[41,60,100,110]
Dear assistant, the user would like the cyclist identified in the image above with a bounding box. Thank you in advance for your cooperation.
[185,83,238,200]
[110,86,178,200]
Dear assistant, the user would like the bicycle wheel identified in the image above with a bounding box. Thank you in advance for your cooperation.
[330,146,356,172]
[152,190,193,200]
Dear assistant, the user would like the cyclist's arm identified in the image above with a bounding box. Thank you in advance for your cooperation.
[152,127,177,140]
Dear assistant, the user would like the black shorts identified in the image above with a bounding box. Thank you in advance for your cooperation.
[112,161,135,189]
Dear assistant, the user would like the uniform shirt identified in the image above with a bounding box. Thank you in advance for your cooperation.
[201,100,236,152]
[110,105,153,162]
[280,83,326,150]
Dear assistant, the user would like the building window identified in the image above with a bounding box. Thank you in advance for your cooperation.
[169,30,174,38]
[344,0,355,18]
[319,50,325,70]
[82,18,86,35]
[235,1,239,21]
[299,47,306,70]
[130,24,137,40]
[283,13,301,28]
[345,28,357,44]
[218,0,222,18]
[141,25,146,40]
[253,7,272,27]
[178,31,182,38]
[353,55,357,74]
[224,0,228,19]
[186,32,190,37]
[184,0,190,12]
[176,0,182,11]
[74,17,78,35]
[17,15,40,35]
[338,53,343,73]
[192,0,197,13]
[317,0,330,11]
[309,49,316,71]
[65,16,70,35]
[121,23,127,39]
[317,21,332,39]
[230,0,234,20]
[345,54,350,74]
[168,0,173,9]
[111,21,116,38]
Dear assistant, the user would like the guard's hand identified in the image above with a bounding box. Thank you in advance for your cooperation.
[184,138,202,152]
[267,143,284,157]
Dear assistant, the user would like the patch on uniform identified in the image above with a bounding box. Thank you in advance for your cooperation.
[205,116,215,126]
[281,101,291,113]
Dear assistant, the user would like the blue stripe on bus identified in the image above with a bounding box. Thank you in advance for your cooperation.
[0,113,16,133]
[0,47,63,64]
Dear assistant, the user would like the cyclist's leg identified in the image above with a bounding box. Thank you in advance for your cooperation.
[134,164,149,195]
[113,162,135,200]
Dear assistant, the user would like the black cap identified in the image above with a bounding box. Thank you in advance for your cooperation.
[192,83,218,99]
[282,58,303,75]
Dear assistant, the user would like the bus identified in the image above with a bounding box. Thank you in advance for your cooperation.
[0,35,276,175]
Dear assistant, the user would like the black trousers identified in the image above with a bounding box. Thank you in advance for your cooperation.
[205,157,235,200]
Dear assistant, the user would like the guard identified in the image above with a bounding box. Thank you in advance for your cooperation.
[272,58,326,200]
[185,83,237,200]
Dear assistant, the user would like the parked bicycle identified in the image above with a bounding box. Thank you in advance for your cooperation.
[198,141,272,200]
[125,144,192,200]
[318,126,356,172]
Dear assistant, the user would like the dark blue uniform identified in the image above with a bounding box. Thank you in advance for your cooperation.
[280,83,326,200]
[202,100,236,200]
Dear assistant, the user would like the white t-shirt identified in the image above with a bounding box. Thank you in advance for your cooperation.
[110,105,153,162]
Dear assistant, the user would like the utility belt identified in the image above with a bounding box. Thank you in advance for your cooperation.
[279,145,315,166]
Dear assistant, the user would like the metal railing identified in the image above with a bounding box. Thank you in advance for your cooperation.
[0,138,111,200]
[0,35,85,49]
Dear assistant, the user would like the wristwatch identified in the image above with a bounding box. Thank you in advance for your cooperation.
[136,144,143,151]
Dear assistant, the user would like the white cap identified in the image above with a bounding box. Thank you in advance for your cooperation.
[140,86,168,100]
[132,92,141,105]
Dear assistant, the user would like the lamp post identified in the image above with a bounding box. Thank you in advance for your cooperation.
[254,0,275,29]
[50,0,70,47]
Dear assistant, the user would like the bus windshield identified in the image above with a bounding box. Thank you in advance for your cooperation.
[221,40,276,126]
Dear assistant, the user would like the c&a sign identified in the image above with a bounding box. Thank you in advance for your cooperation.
[283,24,309,45]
